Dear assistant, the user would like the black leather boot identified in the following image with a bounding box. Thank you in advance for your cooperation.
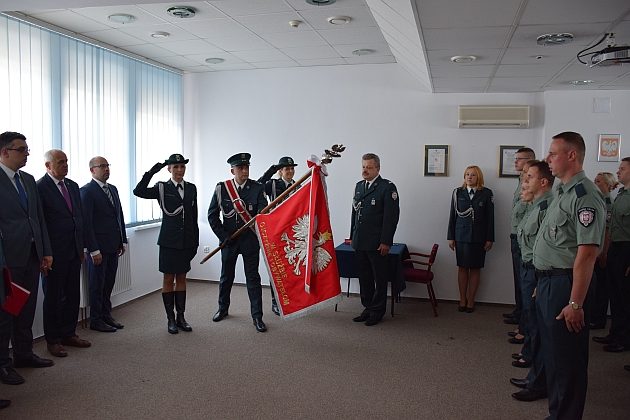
[162,292,178,334]
[175,291,192,332]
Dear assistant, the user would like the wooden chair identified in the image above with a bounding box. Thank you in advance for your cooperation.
[401,244,439,316]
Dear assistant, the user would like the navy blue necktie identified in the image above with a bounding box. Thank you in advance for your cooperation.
[14,173,28,210]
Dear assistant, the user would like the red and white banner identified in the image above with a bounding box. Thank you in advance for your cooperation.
[255,158,341,319]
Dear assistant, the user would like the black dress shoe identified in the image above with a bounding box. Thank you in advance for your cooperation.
[352,312,370,322]
[0,399,10,409]
[511,388,547,402]
[465,306,475,313]
[511,353,523,360]
[509,378,529,389]
[509,336,525,345]
[90,321,117,332]
[603,343,628,353]
[365,317,382,326]
[458,306,466,312]
[589,322,606,330]
[624,365,630,372]
[103,317,124,329]
[212,309,229,322]
[592,335,614,344]
[0,367,24,385]
[13,354,54,368]
[253,318,267,332]
[508,331,518,337]
[503,312,516,319]
[512,359,532,368]
[504,317,519,325]
[271,302,280,316]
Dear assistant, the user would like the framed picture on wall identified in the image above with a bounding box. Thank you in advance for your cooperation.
[424,145,449,176]
[499,145,523,178]
[597,134,621,162]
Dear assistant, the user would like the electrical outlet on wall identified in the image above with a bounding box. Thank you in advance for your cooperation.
[203,246,211,253]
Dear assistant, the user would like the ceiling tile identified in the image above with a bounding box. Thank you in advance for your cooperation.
[70,5,166,28]
[231,49,291,62]
[261,31,327,48]
[210,33,272,51]
[252,60,299,69]
[117,23,198,44]
[153,55,198,68]
[298,6,377,30]
[281,45,341,60]
[501,46,580,65]
[555,62,630,84]
[295,57,347,66]
[158,39,223,55]
[285,0,368,11]
[423,27,511,50]
[184,52,245,65]
[207,62,255,71]
[209,0,292,17]
[345,54,396,64]
[318,26,386,45]
[510,23,611,48]
[489,76,549,90]
[426,49,502,66]
[28,10,110,33]
[495,64,566,78]
[520,0,630,25]
[333,42,391,57]
[136,2,226,22]
[416,0,522,29]
[82,29,145,47]
[234,12,314,34]
[431,65,495,78]
[175,18,251,39]
[181,66,215,73]
[432,78,488,89]
[122,43,178,58]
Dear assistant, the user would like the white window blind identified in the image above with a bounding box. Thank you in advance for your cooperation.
[0,14,183,225]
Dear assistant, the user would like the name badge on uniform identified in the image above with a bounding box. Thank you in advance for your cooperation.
[371,198,376,205]
[248,204,253,211]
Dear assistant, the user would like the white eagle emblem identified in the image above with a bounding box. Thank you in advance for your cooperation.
[280,215,333,275]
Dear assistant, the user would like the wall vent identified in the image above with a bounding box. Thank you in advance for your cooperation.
[458,105,531,128]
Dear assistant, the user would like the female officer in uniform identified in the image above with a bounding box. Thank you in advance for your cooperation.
[447,165,495,312]
[591,172,618,329]
[133,154,199,334]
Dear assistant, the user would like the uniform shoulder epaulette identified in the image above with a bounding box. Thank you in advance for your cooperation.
[539,200,548,211]
[575,183,586,198]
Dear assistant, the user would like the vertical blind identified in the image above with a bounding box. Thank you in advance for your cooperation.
[0,14,183,225]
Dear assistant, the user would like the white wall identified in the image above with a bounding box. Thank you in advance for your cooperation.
[183,64,547,304]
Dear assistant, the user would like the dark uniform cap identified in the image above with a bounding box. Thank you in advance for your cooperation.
[277,156,297,168]
[227,152,251,167]
[165,153,189,165]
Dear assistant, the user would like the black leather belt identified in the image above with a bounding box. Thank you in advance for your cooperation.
[521,261,534,269]
[535,268,572,277]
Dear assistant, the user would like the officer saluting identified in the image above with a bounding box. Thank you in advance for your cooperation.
[532,132,605,420]
[350,153,400,326]
[208,153,268,332]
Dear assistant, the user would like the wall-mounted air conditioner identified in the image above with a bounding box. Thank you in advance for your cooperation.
[458,105,531,128]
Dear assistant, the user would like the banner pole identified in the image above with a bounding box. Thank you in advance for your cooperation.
[200,145,345,264]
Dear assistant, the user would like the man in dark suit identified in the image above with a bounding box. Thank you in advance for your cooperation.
[350,153,400,326]
[0,233,12,407]
[0,131,54,386]
[208,153,269,332]
[80,156,127,333]
[37,149,91,357]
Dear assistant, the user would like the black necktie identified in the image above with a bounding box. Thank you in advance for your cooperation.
[469,189,474,199]
[14,173,28,210]
[237,185,242,193]
[364,181,369,192]
[177,183,183,190]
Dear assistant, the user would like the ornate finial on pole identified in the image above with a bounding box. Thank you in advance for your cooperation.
[321,144,345,164]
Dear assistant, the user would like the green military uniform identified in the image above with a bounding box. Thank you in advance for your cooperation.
[607,187,630,347]
[509,177,527,322]
[591,191,614,328]
[532,171,605,420]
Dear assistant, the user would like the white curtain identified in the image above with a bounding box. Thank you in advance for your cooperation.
[0,14,183,224]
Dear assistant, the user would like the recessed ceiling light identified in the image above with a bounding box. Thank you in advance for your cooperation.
[327,16,351,25]
[151,31,170,39]
[306,0,337,5]
[352,49,375,56]
[167,6,196,19]
[108,13,136,24]
[536,33,574,46]
[569,80,594,86]
[205,58,225,64]
[289,20,302,28]
[450,55,477,64]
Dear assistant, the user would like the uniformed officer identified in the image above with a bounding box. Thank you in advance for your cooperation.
[594,158,630,353]
[510,160,554,402]
[590,172,618,329]
[447,165,494,312]
[258,156,298,315]
[133,153,199,334]
[506,147,536,326]
[208,153,269,332]
[350,153,399,326]
[532,132,605,420]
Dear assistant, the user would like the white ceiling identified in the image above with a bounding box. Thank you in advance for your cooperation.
[2,0,630,92]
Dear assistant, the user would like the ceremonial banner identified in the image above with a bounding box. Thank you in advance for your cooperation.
[255,159,341,319]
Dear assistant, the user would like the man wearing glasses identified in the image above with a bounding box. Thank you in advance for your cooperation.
[80,156,128,333]
[0,131,54,386]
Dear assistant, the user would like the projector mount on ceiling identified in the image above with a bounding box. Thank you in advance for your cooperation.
[577,33,630,67]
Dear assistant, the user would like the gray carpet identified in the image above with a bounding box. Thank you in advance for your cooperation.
[2,281,628,419]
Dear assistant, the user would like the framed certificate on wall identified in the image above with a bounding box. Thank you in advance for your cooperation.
[424,145,449,176]
[499,145,523,178]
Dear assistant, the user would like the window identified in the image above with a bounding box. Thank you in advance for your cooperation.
[0,14,183,225]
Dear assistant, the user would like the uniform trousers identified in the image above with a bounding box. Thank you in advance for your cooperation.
[87,252,119,323]
[42,255,81,343]
[510,234,522,321]
[0,244,40,365]
[355,250,389,319]
[521,262,546,392]
[536,272,589,420]
[608,242,630,345]
[218,237,263,319]
[589,261,609,328]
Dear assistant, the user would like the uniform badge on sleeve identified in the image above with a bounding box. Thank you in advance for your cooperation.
[578,207,595,227]
[392,191,398,200]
